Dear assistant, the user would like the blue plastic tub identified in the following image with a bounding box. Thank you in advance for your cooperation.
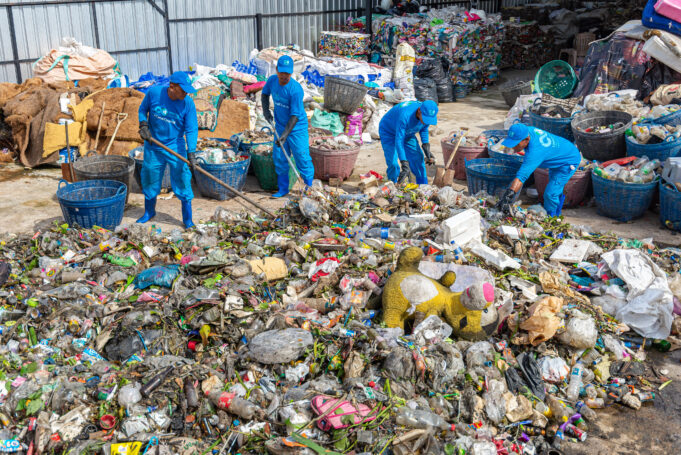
[625,136,681,162]
[650,109,681,127]
[591,172,657,221]
[465,158,521,198]
[194,155,251,201]
[660,182,681,232]
[528,111,575,141]
[57,179,127,230]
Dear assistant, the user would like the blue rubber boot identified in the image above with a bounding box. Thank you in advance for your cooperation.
[271,174,290,198]
[556,194,566,217]
[136,198,156,224]
[181,200,195,229]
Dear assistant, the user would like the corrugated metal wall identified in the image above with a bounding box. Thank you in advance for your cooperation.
[0,0,501,83]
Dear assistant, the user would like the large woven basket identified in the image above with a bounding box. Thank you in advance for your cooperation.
[591,172,657,221]
[310,140,360,181]
[57,179,127,230]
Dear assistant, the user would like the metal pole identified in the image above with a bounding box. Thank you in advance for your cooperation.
[365,0,372,37]
[90,1,100,49]
[6,6,21,83]
[162,0,173,73]
[255,13,263,50]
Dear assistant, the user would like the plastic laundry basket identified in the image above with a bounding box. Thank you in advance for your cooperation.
[572,111,633,161]
[534,168,590,207]
[310,141,360,181]
[129,150,171,193]
[660,182,681,232]
[534,60,577,99]
[625,136,681,162]
[194,155,250,201]
[501,80,532,107]
[528,111,575,142]
[323,77,368,115]
[73,154,134,203]
[465,158,521,198]
[251,150,296,191]
[57,179,127,230]
[441,137,488,181]
[591,172,657,221]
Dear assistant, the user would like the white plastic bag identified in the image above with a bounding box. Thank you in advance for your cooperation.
[602,249,674,339]
[558,310,597,349]
[538,356,570,383]
[412,314,453,346]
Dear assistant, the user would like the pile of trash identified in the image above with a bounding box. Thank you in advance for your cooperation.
[195,138,248,164]
[310,135,361,151]
[232,129,274,144]
[628,123,681,144]
[593,156,661,183]
[0,179,678,455]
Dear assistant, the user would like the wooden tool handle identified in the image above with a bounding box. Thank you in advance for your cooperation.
[94,101,105,152]
[444,134,465,168]
[147,137,277,219]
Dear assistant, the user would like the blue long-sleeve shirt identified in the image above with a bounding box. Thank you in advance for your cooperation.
[138,85,198,156]
[379,101,430,160]
[515,127,581,183]
[262,76,308,132]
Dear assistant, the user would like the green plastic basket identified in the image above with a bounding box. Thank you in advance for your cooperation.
[251,151,296,191]
[534,60,577,99]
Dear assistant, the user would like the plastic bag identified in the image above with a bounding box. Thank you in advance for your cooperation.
[134,265,179,289]
[366,101,391,139]
[345,108,363,142]
[602,249,674,339]
[394,43,415,99]
[557,310,598,349]
[538,356,569,383]
[518,296,565,345]
[248,329,314,364]
[414,77,438,102]
[483,379,506,424]
[516,352,546,400]
[310,109,344,136]
[412,315,453,346]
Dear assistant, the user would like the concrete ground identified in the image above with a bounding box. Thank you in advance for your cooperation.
[1,71,680,454]
[1,69,678,246]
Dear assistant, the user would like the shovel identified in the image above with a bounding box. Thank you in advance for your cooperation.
[90,101,105,154]
[433,127,467,187]
[147,136,277,219]
[104,112,128,155]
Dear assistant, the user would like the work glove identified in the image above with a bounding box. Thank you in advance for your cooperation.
[397,160,411,184]
[498,188,516,215]
[277,117,299,148]
[422,143,435,165]
[261,94,274,125]
[139,121,151,141]
[263,109,274,126]
[188,153,198,169]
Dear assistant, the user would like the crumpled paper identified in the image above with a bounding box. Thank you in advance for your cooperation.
[518,296,565,346]
[602,249,674,339]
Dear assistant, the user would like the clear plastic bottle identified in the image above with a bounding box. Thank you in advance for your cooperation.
[366,227,402,241]
[603,163,621,178]
[584,397,605,409]
[207,391,263,420]
[575,401,597,421]
[567,361,584,402]
[633,156,649,168]
[546,395,571,423]
[640,159,661,175]
[395,407,450,431]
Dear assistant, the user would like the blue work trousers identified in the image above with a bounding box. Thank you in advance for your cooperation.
[544,164,577,216]
[380,133,427,185]
[273,127,314,191]
[141,147,193,202]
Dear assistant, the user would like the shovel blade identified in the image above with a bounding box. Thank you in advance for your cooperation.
[442,169,456,186]
[433,168,446,187]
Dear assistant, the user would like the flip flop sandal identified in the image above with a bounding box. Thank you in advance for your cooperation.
[311,395,377,431]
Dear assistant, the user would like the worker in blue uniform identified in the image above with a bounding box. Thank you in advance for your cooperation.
[498,123,582,217]
[261,55,314,197]
[379,100,438,185]
[137,71,199,229]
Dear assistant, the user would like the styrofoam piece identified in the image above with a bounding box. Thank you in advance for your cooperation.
[442,209,482,247]
[499,225,520,240]
[642,34,681,74]
[508,276,538,300]
[662,157,681,185]
[550,239,599,263]
[466,240,521,271]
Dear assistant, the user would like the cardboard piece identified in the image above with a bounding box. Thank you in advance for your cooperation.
[248,257,288,281]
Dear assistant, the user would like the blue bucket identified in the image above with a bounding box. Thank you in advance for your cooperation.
[660,182,681,232]
[57,179,127,230]
[625,136,681,162]
[592,172,657,222]
[465,158,521,198]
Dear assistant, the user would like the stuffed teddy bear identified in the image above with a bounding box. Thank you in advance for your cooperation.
[382,247,497,341]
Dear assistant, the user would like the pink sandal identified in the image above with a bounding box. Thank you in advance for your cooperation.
[311,395,377,431]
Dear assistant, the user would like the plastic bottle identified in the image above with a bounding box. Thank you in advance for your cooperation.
[602,163,621,178]
[126,404,158,417]
[140,366,173,397]
[366,227,402,241]
[567,361,583,402]
[640,159,661,175]
[546,395,571,423]
[184,377,199,409]
[575,401,597,421]
[584,397,605,409]
[207,391,263,420]
[395,407,450,431]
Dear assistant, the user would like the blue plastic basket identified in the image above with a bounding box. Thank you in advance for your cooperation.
[229,127,273,155]
[194,155,251,200]
[660,182,681,232]
[57,179,127,230]
[465,158,521,198]
[651,109,681,127]
[591,172,657,221]
[129,149,171,193]
[625,136,681,162]
[528,111,575,141]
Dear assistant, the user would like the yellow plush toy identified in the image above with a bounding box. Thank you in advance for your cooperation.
[382,247,498,341]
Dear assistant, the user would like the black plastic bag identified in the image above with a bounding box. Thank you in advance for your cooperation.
[414,77,438,102]
[517,352,546,400]
[415,58,454,102]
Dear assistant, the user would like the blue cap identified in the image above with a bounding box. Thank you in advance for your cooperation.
[502,123,530,148]
[420,100,438,125]
[169,71,196,94]
[277,55,294,74]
